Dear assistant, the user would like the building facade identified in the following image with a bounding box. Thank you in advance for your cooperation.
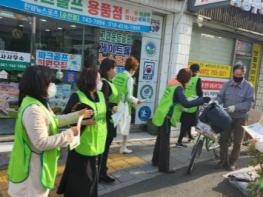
[0,0,192,137]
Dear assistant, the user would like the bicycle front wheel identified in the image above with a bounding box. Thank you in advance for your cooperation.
[187,139,204,175]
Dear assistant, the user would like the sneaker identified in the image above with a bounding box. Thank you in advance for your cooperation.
[99,174,115,183]
[176,143,187,148]
[120,147,133,154]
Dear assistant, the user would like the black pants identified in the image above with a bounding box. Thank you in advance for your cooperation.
[152,118,171,172]
[98,137,113,176]
[57,150,98,197]
[178,123,192,144]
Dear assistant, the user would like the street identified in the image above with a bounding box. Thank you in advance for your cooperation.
[102,156,250,197]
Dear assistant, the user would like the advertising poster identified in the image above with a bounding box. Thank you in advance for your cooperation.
[36,50,82,71]
[189,60,231,98]
[249,43,261,87]
[98,29,133,72]
[188,60,231,79]
[201,78,229,97]
[0,50,31,71]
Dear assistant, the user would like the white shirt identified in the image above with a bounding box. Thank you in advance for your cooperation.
[124,71,139,105]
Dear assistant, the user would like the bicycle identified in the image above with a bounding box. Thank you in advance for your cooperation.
[186,126,220,175]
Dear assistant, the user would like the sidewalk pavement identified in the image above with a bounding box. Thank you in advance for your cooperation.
[0,129,217,197]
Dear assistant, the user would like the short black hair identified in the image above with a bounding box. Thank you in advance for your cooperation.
[77,67,98,94]
[190,64,200,73]
[100,58,116,79]
[233,64,245,73]
[19,66,55,106]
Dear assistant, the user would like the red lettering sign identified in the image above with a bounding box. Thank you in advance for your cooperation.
[101,3,111,18]
[113,6,122,20]
[202,80,225,90]
[88,0,99,15]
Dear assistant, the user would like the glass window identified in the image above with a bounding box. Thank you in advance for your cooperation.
[0,9,32,135]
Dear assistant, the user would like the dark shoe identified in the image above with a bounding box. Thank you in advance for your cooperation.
[176,143,187,148]
[99,174,115,183]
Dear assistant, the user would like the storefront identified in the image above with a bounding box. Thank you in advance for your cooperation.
[188,1,263,99]
[0,0,166,135]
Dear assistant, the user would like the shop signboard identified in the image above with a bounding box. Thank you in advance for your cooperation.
[189,0,263,14]
[0,0,152,32]
[249,43,262,87]
[188,0,229,11]
[188,60,232,79]
[0,50,30,71]
[36,50,82,71]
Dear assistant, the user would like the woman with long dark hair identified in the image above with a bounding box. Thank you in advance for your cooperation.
[8,66,91,197]
[152,68,210,173]
[57,67,107,197]
[99,58,118,183]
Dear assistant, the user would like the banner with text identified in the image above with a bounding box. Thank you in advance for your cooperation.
[0,0,152,32]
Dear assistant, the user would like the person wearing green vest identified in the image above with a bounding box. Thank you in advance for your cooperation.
[152,68,210,173]
[177,64,203,148]
[57,67,107,197]
[113,56,144,154]
[8,66,92,197]
[98,58,118,183]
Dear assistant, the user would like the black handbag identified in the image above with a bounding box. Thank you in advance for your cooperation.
[199,103,232,133]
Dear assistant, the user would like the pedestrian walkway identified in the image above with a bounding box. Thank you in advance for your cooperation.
[0,130,216,197]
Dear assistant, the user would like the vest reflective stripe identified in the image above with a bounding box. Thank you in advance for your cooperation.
[8,96,59,189]
[102,78,119,104]
[75,90,107,156]
[184,76,199,113]
[152,85,183,127]
[112,72,129,103]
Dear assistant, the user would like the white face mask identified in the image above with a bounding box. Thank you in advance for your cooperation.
[96,81,103,91]
[47,83,57,98]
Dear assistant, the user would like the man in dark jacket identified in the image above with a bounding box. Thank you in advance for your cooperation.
[217,64,254,171]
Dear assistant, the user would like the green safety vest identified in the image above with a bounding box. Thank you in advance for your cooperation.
[8,96,59,189]
[75,90,107,156]
[112,72,132,112]
[184,76,199,113]
[152,85,183,127]
[102,78,119,104]
[260,179,263,188]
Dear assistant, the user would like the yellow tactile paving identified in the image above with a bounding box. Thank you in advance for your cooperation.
[0,153,145,197]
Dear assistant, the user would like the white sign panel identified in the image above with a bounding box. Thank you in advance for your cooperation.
[140,37,161,62]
